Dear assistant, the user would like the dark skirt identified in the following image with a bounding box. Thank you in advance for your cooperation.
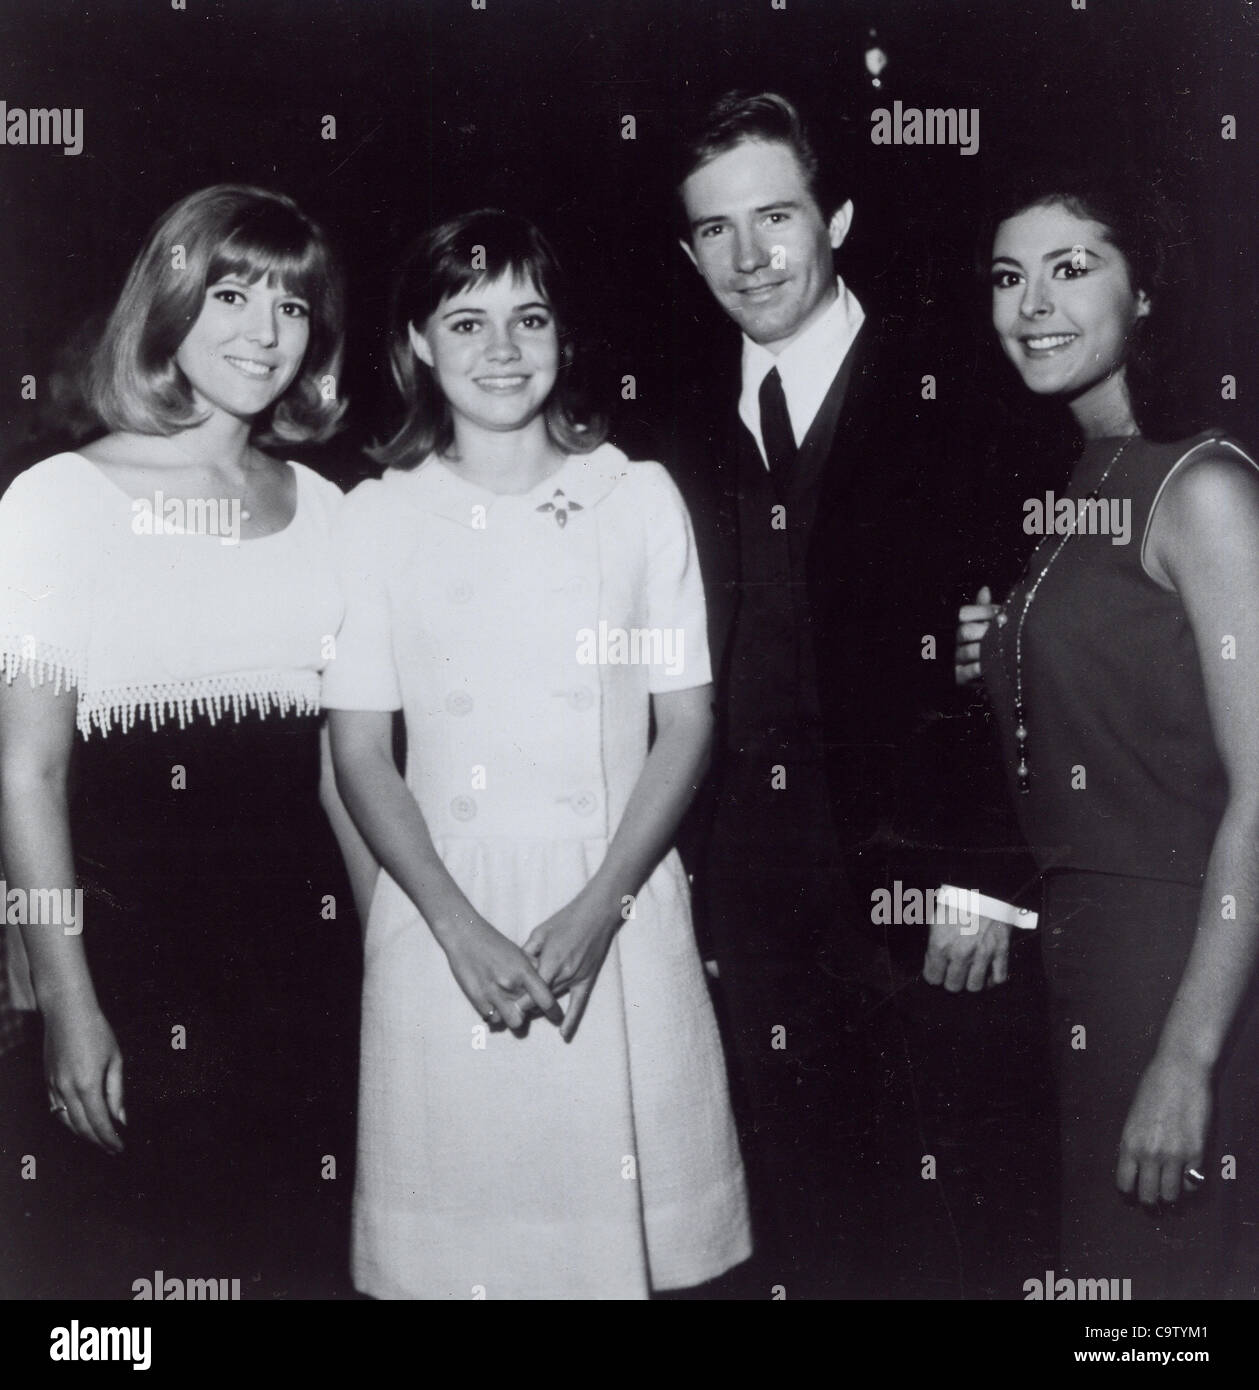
[23,711,361,1299]
[1040,869,1259,1299]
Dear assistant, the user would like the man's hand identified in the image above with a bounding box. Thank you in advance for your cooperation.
[923,912,1012,992]
[955,585,1002,685]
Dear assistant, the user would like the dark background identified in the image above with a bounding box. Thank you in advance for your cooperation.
[0,0,1256,488]
[0,0,1257,1315]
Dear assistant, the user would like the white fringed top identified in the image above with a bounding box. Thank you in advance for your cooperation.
[0,452,344,738]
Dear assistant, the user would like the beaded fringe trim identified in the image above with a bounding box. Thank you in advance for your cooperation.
[2,638,320,738]
[1,637,81,697]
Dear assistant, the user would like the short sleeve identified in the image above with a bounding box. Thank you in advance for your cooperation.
[639,462,713,694]
[0,458,93,697]
[321,480,403,711]
[289,459,346,534]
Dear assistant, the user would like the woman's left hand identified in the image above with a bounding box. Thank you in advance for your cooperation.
[1116,1051,1212,1206]
[522,890,621,1041]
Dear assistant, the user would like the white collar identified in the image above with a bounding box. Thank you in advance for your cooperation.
[738,277,865,465]
[387,442,630,526]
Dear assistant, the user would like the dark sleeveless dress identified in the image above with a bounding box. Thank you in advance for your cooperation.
[0,456,361,1299]
[52,714,362,1299]
[981,431,1259,1299]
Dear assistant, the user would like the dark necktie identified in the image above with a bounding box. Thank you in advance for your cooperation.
[758,366,796,483]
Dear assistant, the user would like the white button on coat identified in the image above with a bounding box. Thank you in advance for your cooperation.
[321,444,749,1301]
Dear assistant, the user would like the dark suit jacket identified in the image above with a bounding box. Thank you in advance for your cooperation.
[670,299,1040,956]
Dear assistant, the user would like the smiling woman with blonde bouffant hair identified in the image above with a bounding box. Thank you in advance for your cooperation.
[0,182,370,1299]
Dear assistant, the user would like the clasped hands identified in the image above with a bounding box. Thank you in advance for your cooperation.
[442,889,622,1043]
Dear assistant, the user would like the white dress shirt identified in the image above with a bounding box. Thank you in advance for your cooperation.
[737,276,865,469]
[734,284,1032,935]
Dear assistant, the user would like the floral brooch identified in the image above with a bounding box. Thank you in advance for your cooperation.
[536,489,584,528]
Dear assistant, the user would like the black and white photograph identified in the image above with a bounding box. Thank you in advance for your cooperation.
[1,0,1257,1356]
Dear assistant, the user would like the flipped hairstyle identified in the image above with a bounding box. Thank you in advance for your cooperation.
[88,184,347,445]
[371,209,606,470]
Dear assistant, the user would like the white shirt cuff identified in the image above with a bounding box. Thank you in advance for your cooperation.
[936,885,1038,929]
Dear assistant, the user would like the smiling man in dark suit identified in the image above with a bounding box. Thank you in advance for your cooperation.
[672,90,1036,1298]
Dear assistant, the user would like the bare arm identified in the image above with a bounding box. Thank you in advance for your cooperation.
[1117,452,1259,1204]
[326,708,559,1031]
[318,722,379,931]
[0,676,123,1151]
[523,683,714,1039]
[587,682,713,911]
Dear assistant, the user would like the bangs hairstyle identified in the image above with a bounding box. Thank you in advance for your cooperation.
[977,158,1197,439]
[370,209,606,470]
[88,184,347,445]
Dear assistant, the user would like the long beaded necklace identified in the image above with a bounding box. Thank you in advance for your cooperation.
[997,433,1135,794]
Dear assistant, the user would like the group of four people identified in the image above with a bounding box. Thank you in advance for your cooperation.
[2,90,1257,1300]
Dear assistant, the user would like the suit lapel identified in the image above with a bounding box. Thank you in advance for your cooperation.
[810,320,882,527]
[715,313,894,593]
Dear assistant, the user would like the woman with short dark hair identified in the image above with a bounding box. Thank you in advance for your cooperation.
[325,208,750,1298]
[956,163,1259,1298]
[370,208,603,468]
